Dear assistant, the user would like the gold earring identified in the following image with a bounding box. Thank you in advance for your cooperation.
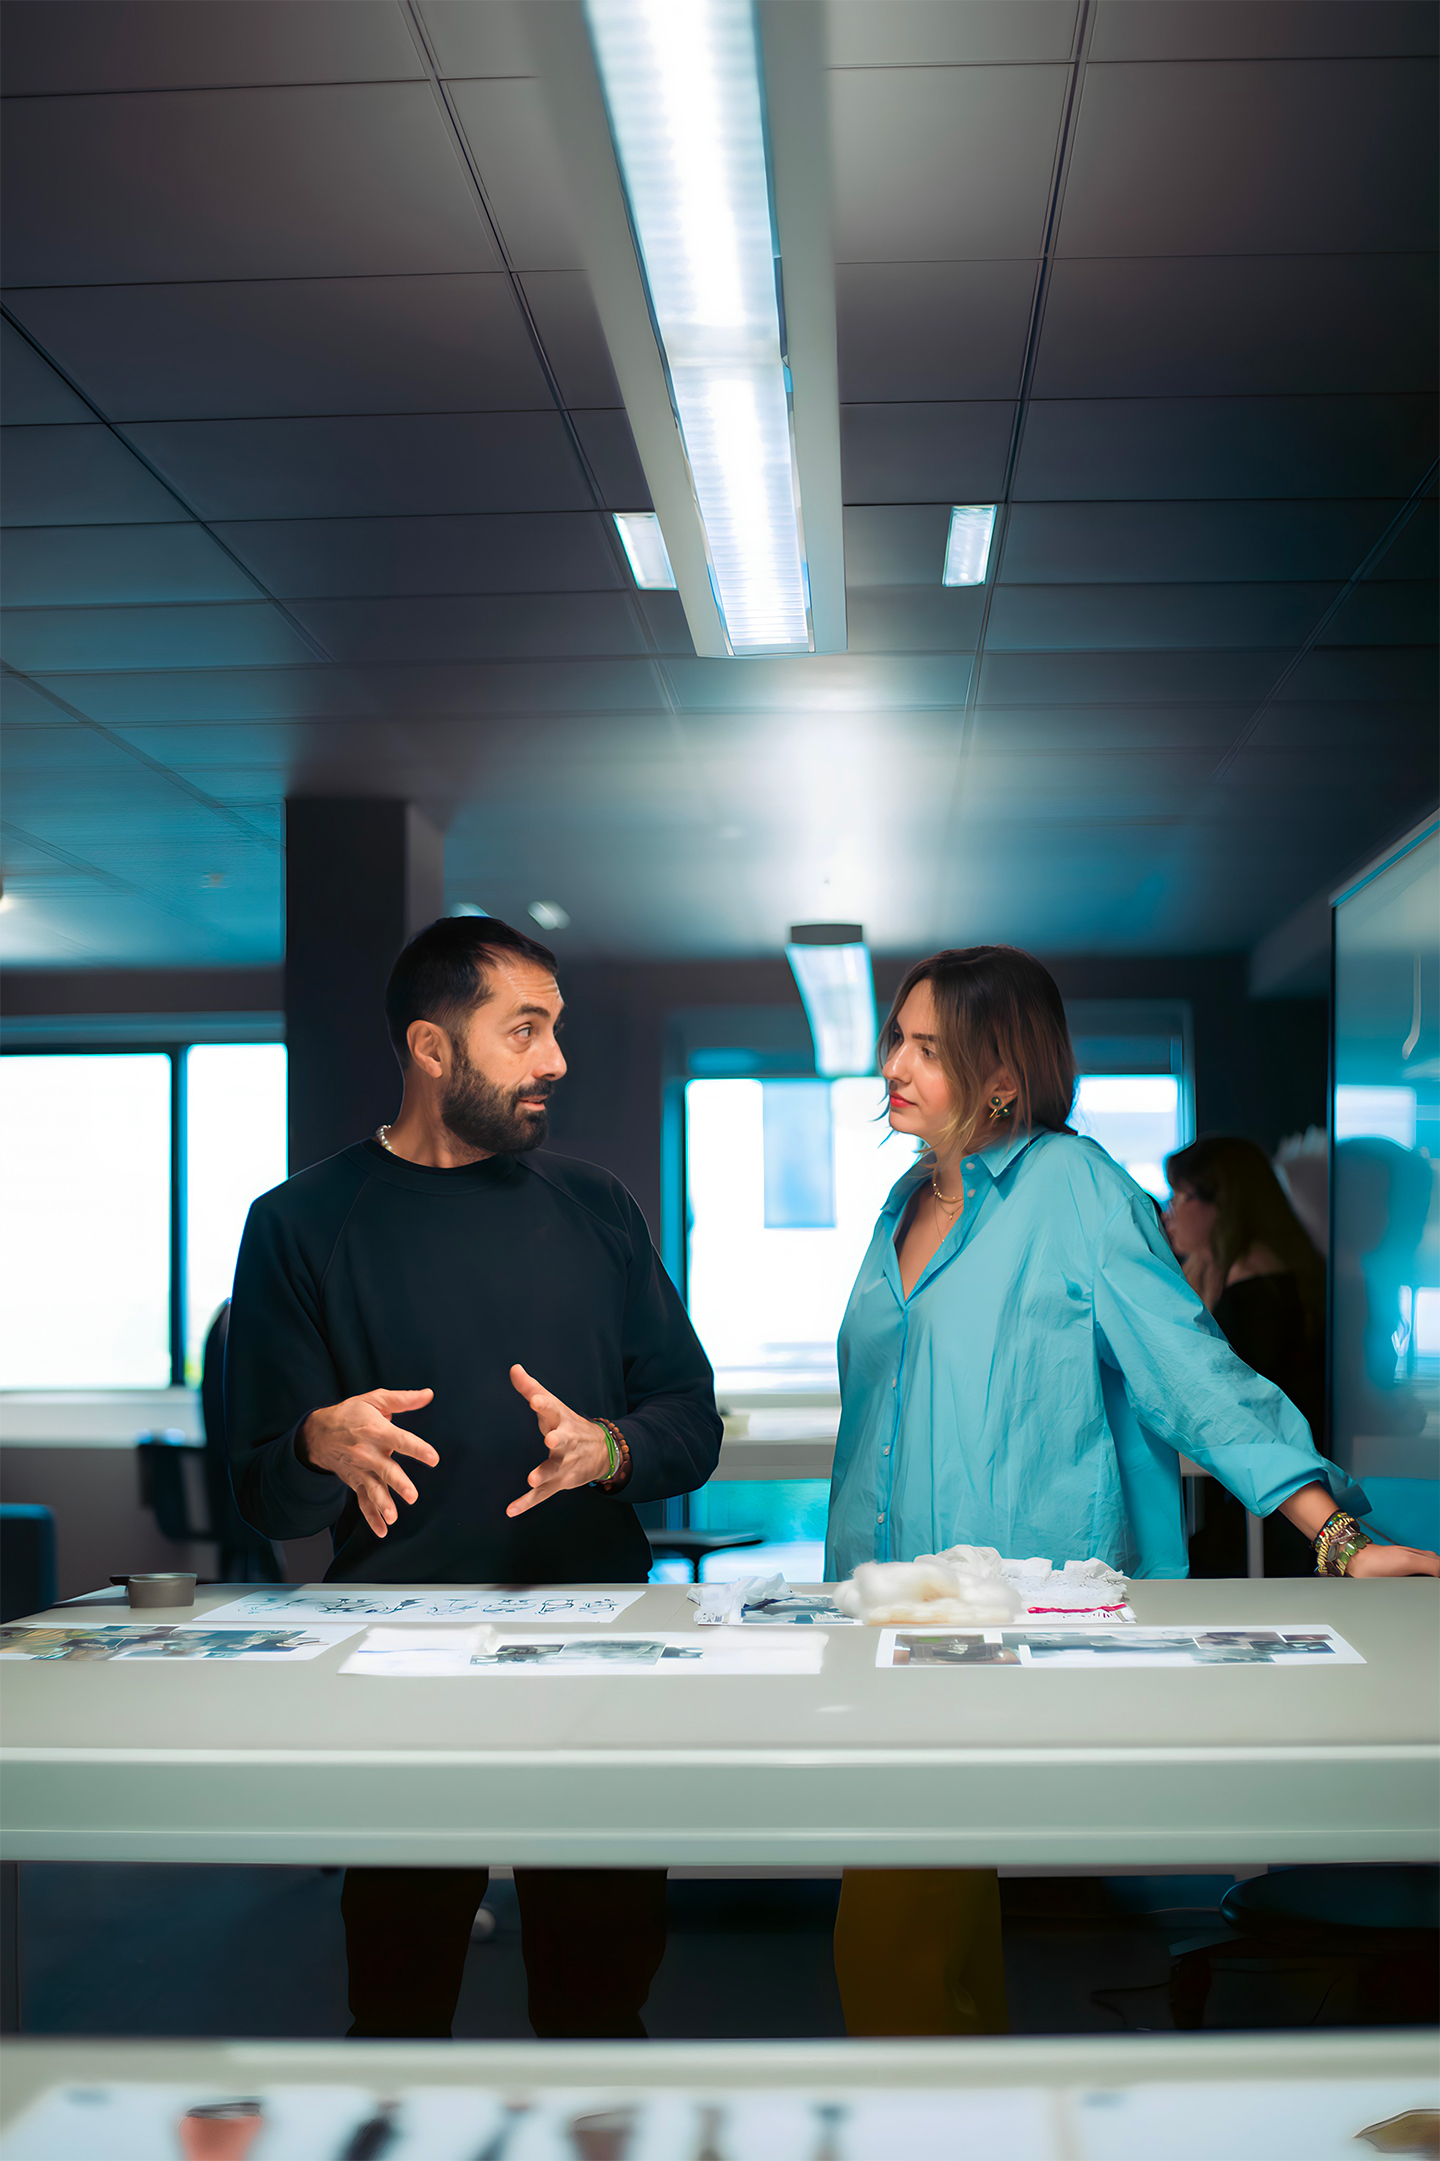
[989,1093,1014,1122]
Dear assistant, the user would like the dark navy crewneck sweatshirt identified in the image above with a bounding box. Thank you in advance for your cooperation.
[225,1139,722,1585]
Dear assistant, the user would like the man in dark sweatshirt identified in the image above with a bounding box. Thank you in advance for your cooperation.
[226,912,723,2039]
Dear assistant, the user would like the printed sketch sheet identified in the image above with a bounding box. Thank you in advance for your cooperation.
[341,1626,828,1677]
[204,1584,646,1627]
[0,1622,360,1663]
[876,1622,1366,1669]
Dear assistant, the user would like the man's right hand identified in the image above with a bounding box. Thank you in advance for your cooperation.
[297,1388,438,1540]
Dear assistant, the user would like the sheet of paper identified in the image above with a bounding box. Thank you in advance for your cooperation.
[340,1627,828,1677]
[0,1622,360,1663]
[0,2080,1062,2161]
[876,1622,1366,1669]
[1073,2078,1440,2161]
[203,1584,646,1626]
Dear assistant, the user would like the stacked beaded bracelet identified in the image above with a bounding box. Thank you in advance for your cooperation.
[589,1416,631,1492]
[1314,1508,1372,1576]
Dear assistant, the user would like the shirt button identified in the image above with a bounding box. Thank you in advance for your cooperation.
[891,1377,897,1389]
[882,1444,890,1456]
[877,1512,886,1524]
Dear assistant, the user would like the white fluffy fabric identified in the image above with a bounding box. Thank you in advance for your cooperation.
[837,1548,1128,1625]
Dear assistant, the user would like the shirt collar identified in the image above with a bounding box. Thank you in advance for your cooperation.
[882,1127,1041,1219]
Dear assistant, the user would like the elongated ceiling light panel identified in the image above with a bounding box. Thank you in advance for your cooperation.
[586,0,811,655]
[943,504,998,587]
[787,924,878,1077]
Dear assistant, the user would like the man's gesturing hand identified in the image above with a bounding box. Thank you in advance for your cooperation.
[298,1388,438,1540]
[506,1364,611,1517]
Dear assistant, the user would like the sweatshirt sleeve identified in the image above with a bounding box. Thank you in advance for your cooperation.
[224,1191,350,1541]
[607,1192,723,1505]
[1092,1188,1367,1521]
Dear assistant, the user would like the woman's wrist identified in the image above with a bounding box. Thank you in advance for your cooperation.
[1313,1508,1373,1576]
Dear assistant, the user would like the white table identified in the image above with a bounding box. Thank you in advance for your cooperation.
[2,1580,1436,1872]
[1,2033,1435,2161]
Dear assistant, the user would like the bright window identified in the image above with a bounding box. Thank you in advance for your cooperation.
[0,1053,172,1388]
[1073,1075,1182,1199]
[184,1044,288,1381]
[685,1077,909,1388]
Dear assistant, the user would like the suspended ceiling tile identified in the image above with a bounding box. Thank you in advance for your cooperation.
[420,0,535,78]
[1216,740,1438,795]
[286,592,649,663]
[985,581,1337,651]
[334,659,666,716]
[1059,58,1438,257]
[840,403,1013,503]
[826,1,1080,65]
[449,77,582,272]
[0,424,186,525]
[5,275,551,422]
[1015,396,1439,499]
[962,748,1217,815]
[845,587,986,652]
[1090,2,1439,63]
[1249,701,1438,752]
[997,501,1407,584]
[977,648,1284,703]
[27,665,387,725]
[969,704,1248,752]
[0,523,264,607]
[1033,255,1438,399]
[666,652,974,712]
[0,600,318,672]
[520,273,621,408]
[0,319,92,425]
[1316,580,1440,645]
[121,413,591,518]
[569,409,650,511]
[837,261,1036,402]
[2,83,500,287]
[0,0,427,94]
[212,511,621,599]
[829,64,1070,260]
[1380,500,1439,580]
[1271,645,1439,700]
[844,505,952,586]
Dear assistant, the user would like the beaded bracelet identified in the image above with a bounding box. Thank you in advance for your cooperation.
[1313,1508,1373,1577]
[588,1416,631,1492]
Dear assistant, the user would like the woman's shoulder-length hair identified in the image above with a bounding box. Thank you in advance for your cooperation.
[881,945,1077,1149]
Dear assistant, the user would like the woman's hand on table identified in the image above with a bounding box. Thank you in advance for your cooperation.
[1345,1540,1440,1579]
[297,1388,438,1538]
[506,1364,612,1516]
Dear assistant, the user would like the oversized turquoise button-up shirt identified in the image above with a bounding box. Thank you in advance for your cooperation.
[826,1129,1363,1581]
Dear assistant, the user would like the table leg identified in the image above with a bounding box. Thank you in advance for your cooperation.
[1,1860,19,2033]
[1246,1512,1265,1579]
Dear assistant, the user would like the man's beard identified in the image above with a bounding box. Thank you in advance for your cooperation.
[441,1040,554,1155]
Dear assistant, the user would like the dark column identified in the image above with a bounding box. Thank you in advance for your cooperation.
[285,800,444,1172]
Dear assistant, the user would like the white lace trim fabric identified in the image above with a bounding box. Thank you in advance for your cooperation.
[836,1547,1129,1626]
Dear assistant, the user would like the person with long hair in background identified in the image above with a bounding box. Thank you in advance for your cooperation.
[1165,1135,1327,1573]
[826,946,1438,2040]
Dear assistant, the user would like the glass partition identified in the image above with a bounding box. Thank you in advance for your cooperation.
[1331,821,1440,1510]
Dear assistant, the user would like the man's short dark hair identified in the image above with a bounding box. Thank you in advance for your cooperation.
[384,915,558,1066]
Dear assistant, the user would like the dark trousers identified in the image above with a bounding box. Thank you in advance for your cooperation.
[340,1866,668,2038]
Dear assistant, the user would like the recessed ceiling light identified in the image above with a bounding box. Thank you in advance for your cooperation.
[786,923,878,1078]
[613,511,677,590]
[528,902,571,932]
[943,505,998,587]
[586,0,812,656]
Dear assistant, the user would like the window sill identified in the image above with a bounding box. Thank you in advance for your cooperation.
[0,1389,201,1448]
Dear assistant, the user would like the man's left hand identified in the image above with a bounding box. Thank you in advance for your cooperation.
[505,1364,611,1516]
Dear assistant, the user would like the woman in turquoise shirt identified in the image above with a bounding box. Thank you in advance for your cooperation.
[828,945,1438,2040]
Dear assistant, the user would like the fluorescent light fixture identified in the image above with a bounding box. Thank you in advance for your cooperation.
[613,511,677,589]
[585,0,811,655]
[786,923,877,1078]
[943,504,998,587]
[528,901,571,932]
[451,902,489,918]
